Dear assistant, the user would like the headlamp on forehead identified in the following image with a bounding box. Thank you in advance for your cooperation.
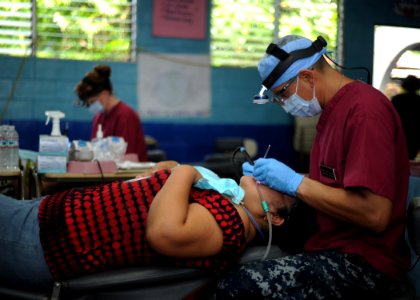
[253,86,270,104]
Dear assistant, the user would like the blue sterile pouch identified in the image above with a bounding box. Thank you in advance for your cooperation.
[193,166,244,204]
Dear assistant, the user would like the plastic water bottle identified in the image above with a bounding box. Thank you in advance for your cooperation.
[10,126,19,170]
[0,125,7,171]
[5,125,19,170]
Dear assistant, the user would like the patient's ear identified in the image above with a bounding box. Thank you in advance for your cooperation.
[270,213,285,227]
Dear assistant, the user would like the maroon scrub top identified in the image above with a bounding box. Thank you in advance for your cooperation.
[306,81,410,281]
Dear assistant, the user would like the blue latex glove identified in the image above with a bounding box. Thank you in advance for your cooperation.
[253,158,304,196]
[242,162,254,176]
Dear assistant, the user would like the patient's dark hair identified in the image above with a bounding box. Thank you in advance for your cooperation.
[272,200,318,254]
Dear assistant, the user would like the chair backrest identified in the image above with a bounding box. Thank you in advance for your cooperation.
[214,137,258,158]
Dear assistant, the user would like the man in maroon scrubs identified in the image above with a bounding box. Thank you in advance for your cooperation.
[216,35,411,299]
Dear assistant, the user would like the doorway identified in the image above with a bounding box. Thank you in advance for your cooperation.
[373,25,420,99]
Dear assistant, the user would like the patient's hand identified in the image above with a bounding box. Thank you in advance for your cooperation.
[136,160,179,178]
[151,160,179,172]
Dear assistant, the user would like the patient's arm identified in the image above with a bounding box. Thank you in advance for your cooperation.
[146,165,224,258]
[136,160,179,178]
[150,160,179,172]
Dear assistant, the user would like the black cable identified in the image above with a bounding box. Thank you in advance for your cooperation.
[95,160,105,183]
[325,54,372,85]
[0,56,27,122]
[231,147,244,181]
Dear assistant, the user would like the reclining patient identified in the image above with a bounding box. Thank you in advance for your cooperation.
[0,162,300,291]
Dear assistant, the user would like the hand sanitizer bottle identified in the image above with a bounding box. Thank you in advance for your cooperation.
[96,124,103,139]
[92,124,108,160]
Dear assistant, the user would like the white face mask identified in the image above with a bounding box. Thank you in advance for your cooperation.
[88,100,104,114]
[282,77,322,117]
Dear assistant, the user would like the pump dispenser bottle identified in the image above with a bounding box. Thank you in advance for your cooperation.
[37,110,69,173]
[96,124,103,139]
[45,111,65,136]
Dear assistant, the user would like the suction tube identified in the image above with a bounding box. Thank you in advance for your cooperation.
[259,189,272,261]
[262,211,273,261]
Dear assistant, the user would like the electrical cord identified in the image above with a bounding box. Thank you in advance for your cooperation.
[94,159,105,183]
[324,54,372,85]
[231,146,246,181]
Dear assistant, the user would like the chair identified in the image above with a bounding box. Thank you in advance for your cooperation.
[2,184,418,299]
[145,135,166,162]
[0,168,24,200]
[0,245,286,300]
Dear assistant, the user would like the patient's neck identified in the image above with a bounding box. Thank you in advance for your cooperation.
[234,203,257,245]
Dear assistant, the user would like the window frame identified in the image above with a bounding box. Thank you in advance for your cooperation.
[0,0,137,62]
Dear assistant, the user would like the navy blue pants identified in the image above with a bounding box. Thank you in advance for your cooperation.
[216,251,407,299]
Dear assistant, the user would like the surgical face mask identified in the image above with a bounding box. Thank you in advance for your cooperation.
[193,166,245,204]
[88,100,104,114]
[282,77,322,117]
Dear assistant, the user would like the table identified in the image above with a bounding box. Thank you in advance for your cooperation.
[0,170,24,199]
[32,169,151,197]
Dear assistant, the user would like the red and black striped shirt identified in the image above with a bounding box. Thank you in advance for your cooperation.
[38,169,246,281]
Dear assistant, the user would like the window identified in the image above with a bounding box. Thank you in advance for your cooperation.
[0,0,136,62]
[0,1,32,56]
[211,0,339,67]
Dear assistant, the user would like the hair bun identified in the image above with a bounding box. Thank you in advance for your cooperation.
[94,65,111,79]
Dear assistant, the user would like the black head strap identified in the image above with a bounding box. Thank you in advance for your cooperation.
[266,43,289,61]
[262,36,327,89]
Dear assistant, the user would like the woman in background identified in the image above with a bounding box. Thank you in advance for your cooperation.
[75,65,148,161]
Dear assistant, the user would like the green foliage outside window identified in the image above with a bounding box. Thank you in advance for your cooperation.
[0,0,135,61]
[0,0,337,64]
[211,0,338,67]
[279,0,337,52]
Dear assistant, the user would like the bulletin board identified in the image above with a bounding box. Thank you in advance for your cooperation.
[138,53,210,117]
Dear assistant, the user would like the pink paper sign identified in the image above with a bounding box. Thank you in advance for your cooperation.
[152,0,207,39]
